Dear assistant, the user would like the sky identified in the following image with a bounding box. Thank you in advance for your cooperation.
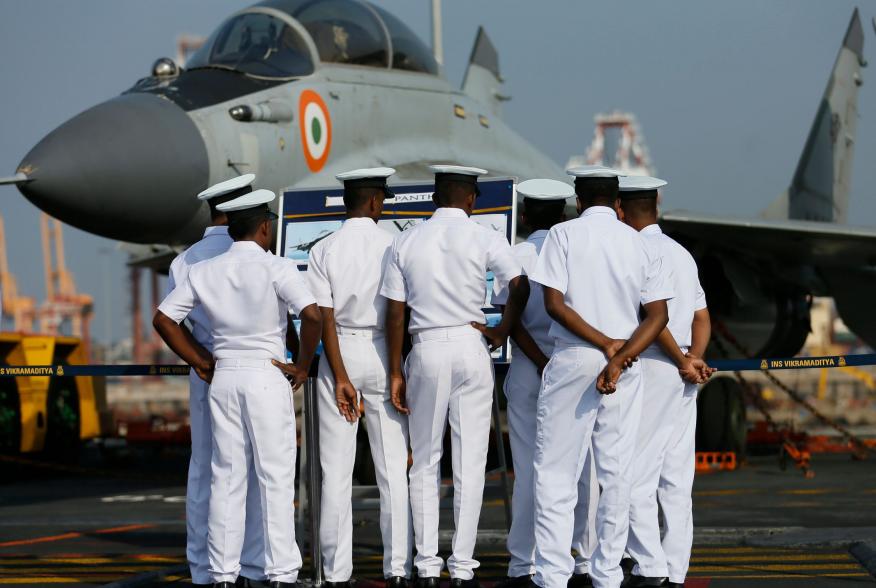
[0,1,874,344]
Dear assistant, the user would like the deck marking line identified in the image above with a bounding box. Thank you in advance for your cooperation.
[0,523,156,548]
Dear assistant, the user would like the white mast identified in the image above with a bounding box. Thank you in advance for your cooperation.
[431,0,444,66]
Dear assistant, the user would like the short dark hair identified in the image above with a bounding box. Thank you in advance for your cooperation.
[523,198,565,231]
[575,177,619,205]
[619,195,657,218]
[343,186,382,210]
[434,180,475,207]
[207,193,239,220]
[228,214,268,240]
[207,186,252,220]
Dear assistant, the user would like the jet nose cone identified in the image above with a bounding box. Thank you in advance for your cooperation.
[17,93,208,243]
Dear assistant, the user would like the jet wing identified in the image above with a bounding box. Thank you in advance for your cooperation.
[660,210,876,270]
[120,242,182,273]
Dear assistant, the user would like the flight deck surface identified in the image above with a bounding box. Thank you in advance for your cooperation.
[0,449,873,587]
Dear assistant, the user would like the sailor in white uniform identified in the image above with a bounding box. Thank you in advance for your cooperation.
[380,165,528,588]
[155,189,322,588]
[617,176,713,588]
[165,174,266,587]
[491,179,599,588]
[308,168,413,587]
[529,166,673,588]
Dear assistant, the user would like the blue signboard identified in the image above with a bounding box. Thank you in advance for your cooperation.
[277,178,517,362]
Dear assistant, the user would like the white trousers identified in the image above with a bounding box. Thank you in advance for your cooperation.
[626,355,697,584]
[187,372,265,584]
[207,360,302,584]
[533,345,643,588]
[317,328,413,581]
[406,326,494,580]
[572,446,599,576]
[503,355,599,578]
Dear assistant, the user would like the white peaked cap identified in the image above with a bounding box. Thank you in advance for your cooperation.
[565,165,625,178]
[518,179,574,200]
[618,175,668,191]
[197,173,256,201]
[428,164,488,177]
[335,167,396,182]
[215,188,276,212]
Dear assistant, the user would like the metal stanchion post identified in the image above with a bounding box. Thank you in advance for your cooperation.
[492,380,513,530]
[303,377,324,586]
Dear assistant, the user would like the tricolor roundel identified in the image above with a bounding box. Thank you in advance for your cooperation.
[299,89,332,172]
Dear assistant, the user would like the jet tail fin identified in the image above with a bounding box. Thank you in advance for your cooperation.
[763,9,865,223]
[461,27,508,117]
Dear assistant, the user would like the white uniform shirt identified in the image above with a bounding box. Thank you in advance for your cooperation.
[640,224,706,352]
[159,241,316,361]
[380,207,522,332]
[492,230,554,355]
[307,217,393,329]
[530,206,674,344]
[166,226,233,351]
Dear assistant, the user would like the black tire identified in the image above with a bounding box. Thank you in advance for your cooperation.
[696,376,747,456]
[0,378,21,453]
[44,376,80,457]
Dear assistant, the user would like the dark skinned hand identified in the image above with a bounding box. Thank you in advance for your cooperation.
[390,374,409,415]
[193,357,215,384]
[335,379,361,423]
[271,359,308,389]
[470,322,506,351]
[596,357,624,394]
[602,338,636,369]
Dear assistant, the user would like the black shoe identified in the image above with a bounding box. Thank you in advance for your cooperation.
[387,577,410,588]
[621,576,667,588]
[450,579,480,588]
[267,582,298,588]
[416,577,440,588]
[568,573,593,588]
[326,583,352,588]
[496,576,532,588]
[666,583,684,588]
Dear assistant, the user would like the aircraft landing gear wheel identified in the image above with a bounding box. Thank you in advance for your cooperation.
[0,379,21,453]
[45,375,80,458]
[696,376,747,456]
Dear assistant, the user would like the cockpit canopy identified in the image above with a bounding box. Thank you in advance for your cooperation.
[186,0,438,78]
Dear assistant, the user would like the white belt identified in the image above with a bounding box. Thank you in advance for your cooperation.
[215,358,276,370]
[336,325,384,338]
[553,339,599,352]
[412,325,481,344]
[640,345,689,362]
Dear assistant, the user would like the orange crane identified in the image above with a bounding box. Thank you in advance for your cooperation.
[38,214,93,359]
[0,214,36,332]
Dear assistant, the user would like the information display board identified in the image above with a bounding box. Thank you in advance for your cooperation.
[277,178,517,362]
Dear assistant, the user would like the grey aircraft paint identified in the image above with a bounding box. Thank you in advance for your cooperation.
[14,0,562,245]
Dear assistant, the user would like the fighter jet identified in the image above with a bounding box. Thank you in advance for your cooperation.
[289,229,332,255]
[1,1,875,361]
[4,0,560,246]
[661,9,872,359]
